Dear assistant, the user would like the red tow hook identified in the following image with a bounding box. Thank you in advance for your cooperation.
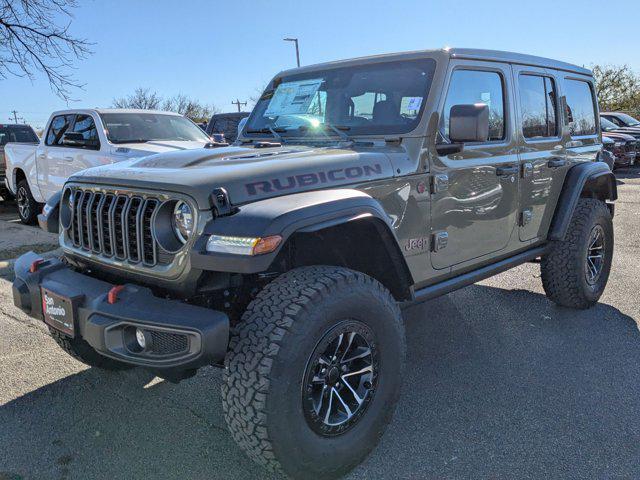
[29,259,45,273]
[107,285,126,304]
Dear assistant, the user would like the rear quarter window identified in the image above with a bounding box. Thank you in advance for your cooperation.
[564,79,597,137]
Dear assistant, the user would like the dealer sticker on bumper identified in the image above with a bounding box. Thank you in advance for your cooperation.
[41,288,75,336]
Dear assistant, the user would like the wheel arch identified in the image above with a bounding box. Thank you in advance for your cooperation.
[275,213,414,301]
[548,161,617,241]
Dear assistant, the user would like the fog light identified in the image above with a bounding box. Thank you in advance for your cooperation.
[136,328,149,350]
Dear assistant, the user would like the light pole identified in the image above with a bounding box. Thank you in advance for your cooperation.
[283,37,300,67]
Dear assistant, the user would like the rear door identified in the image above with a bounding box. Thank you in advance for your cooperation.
[513,66,568,241]
[430,61,520,270]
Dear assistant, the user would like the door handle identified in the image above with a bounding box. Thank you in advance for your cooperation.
[64,156,74,161]
[547,158,567,168]
[496,165,518,176]
[37,153,46,159]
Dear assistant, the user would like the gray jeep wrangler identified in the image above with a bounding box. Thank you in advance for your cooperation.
[13,48,616,479]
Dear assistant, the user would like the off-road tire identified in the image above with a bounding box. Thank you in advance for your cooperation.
[48,327,133,370]
[16,179,38,225]
[541,198,613,309]
[222,266,405,479]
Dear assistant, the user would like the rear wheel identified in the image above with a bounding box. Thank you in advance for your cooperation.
[541,198,613,309]
[222,266,405,479]
[16,179,38,225]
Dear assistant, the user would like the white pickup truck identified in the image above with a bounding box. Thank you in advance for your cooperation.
[5,108,214,223]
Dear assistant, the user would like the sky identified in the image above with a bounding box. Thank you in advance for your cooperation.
[2,0,640,130]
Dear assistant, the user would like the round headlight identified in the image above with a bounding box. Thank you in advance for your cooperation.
[172,201,194,243]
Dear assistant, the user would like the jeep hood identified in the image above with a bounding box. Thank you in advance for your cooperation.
[70,144,396,208]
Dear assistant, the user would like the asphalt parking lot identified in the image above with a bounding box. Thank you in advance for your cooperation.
[1,169,639,480]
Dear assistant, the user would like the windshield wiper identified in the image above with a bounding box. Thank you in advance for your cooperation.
[245,127,287,143]
[111,139,150,144]
[298,124,353,142]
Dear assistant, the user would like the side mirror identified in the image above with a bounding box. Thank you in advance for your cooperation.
[449,103,489,143]
[62,132,98,149]
[435,104,489,156]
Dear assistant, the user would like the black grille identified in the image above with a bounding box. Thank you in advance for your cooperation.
[68,188,162,266]
[149,331,189,355]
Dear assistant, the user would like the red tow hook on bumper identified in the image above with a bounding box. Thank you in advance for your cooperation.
[107,285,125,304]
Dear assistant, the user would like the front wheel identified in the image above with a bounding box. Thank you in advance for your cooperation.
[541,198,613,309]
[222,266,406,479]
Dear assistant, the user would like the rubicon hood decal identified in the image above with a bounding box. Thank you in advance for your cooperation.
[70,144,397,208]
[246,164,383,196]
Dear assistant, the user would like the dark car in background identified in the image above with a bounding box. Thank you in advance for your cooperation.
[602,111,640,129]
[0,124,39,200]
[206,112,249,143]
[601,122,637,168]
[601,136,616,170]
[600,114,640,140]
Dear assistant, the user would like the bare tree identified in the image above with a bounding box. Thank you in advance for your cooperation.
[112,87,162,110]
[0,0,92,101]
[593,64,640,113]
[162,93,218,121]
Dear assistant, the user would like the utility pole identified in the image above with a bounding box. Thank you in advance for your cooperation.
[232,99,247,112]
[9,110,24,124]
[283,37,300,67]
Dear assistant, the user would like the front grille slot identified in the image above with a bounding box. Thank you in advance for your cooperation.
[67,188,163,267]
[149,330,189,355]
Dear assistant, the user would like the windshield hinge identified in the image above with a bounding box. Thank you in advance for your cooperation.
[210,188,233,217]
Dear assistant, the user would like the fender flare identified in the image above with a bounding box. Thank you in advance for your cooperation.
[548,161,617,241]
[190,189,411,280]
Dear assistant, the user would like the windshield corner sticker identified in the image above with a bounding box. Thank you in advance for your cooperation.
[264,79,324,117]
[245,163,383,196]
[405,97,423,112]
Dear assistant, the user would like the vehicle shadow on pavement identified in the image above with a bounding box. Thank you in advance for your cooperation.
[1,284,639,480]
[351,284,640,479]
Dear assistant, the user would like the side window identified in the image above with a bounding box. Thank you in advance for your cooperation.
[45,115,74,146]
[519,75,558,139]
[607,116,623,127]
[564,79,597,136]
[71,114,100,149]
[442,69,506,141]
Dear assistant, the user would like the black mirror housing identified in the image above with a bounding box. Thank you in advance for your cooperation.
[449,104,490,143]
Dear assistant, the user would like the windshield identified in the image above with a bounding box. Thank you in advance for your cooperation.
[614,113,640,127]
[0,126,38,145]
[99,112,210,144]
[600,117,619,132]
[245,58,437,139]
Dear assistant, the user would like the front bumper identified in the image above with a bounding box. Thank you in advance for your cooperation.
[12,251,229,369]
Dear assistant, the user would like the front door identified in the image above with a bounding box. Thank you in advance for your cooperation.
[430,61,520,270]
[38,114,75,200]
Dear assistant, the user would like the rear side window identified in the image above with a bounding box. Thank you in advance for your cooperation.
[519,75,558,138]
[71,114,100,149]
[564,79,597,136]
[442,69,506,141]
[45,115,74,146]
